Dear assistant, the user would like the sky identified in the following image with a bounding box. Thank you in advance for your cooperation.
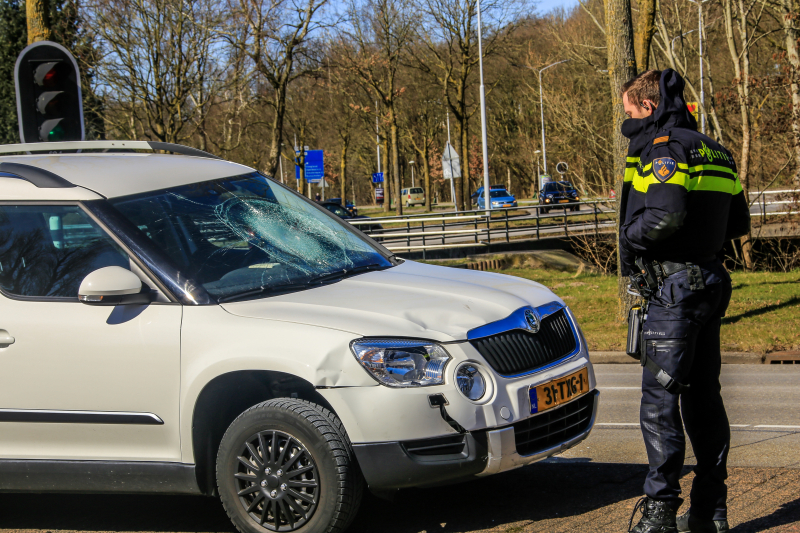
[537,0,580,15]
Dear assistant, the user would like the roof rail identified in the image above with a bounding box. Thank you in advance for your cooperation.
[0,141,220,159]
[0,162,75,188]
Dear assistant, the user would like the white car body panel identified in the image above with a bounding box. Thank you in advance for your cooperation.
[0,153,253,198]
[0,299,182,461]
[221,260,561,342]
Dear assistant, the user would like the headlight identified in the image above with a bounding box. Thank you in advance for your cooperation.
[546,194,553,199]
[455,363,486,400]
[351,339,451,387]
[571,191,577,197]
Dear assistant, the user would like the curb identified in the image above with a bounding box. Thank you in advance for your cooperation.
[590,351,764,364]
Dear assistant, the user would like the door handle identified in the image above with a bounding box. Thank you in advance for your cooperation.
[0,330,15,346]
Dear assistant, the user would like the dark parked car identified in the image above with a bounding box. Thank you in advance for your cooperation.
[326,197,357,216]
[320,202,383,239]
[539,181,581,213]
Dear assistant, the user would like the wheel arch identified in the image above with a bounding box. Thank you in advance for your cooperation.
[190,370,338,496]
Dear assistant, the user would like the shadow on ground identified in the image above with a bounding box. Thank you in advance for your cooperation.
[730,497,800,533]
[0,462,649,532]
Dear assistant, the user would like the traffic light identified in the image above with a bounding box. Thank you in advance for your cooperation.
[14,41,85,143]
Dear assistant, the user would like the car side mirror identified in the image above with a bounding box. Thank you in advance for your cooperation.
[78,266,154,306]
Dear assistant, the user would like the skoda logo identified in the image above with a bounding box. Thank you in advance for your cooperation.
[524,310,540,333]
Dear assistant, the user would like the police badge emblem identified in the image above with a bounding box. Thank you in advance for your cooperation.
[653,157,677,182]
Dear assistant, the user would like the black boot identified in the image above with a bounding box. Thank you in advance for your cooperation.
[629,497,678,533]
[676,510,729,532]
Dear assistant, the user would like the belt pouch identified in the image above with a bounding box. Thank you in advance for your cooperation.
[626,305,643,360]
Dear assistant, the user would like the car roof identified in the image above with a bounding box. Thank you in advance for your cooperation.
[0,153,254,200]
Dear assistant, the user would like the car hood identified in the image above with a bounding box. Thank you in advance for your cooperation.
[490,197,516,202]
[220,260,561,342]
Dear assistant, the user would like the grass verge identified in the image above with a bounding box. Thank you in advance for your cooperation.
[493,267,800,354]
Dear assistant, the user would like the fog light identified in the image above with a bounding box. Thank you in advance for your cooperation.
[456,364,486,401]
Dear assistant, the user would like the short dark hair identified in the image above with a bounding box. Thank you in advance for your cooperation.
[621,70,662,107]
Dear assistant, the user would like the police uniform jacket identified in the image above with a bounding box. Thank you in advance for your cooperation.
[618,69,751,276]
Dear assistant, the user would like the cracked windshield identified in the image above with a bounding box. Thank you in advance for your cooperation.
[109,173,391,302]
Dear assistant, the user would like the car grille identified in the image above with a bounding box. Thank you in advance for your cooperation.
[469,309,577,375]
[513,391,596,457]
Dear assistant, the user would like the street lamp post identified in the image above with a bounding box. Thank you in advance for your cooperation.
[409,160,415,187]
[532,60,570,176]
[476,0,491,213]
[533,149,541,195]
[687,0,709,134]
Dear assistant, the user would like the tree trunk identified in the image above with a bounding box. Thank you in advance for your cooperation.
[783,0,800,186]
[26,0,51,44]
[460,118,470,211]
[605,0,638,318]
[389,105,403,216]
[635,0,657,71]
[723,0,755,269]
[382,137,390,213]
[422,144,431,211]
[266,85,288,179]
[340,137,348,203]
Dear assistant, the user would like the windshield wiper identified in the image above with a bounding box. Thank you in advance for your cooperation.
[305,263,389,284]
[217,263,390,303]
[217,283,313,303]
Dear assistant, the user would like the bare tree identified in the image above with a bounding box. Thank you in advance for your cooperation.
[777,0,800,185]
[230,0,330,178]
[604,0,637,315]
[415,0,522,210]
[336,0,415,215]
[723,0,768,269]
[93,0,223,143]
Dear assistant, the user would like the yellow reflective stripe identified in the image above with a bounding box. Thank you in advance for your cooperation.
[632,171,737,194]
[687,164,736,175]
[626,157,639,163]
[624,167,637,183]
[732,175,743,195]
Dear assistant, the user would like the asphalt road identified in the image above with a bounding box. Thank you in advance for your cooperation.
[0,364,798,533]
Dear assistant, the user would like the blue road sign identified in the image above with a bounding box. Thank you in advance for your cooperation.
[372,172,384,183]
[295,150,324,183]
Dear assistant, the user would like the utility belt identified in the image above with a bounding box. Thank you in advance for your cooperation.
[625,257,709,394]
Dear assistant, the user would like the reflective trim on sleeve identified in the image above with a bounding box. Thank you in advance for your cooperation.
[625,156,639,183]
[634,161,740,194]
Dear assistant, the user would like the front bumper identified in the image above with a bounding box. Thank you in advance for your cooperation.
[352,390,598,490]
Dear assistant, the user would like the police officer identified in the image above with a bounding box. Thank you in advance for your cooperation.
[619,69,750,533]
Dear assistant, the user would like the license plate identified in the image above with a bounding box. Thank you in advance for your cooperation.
[503,203,513,207]
[558,199,569,203]
[529,368,590,414]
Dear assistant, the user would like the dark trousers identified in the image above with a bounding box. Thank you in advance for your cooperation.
[639,260,732,521]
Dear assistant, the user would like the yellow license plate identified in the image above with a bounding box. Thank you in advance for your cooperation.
[503,203,513,207]
[529,368,590,414]
[558,199,569,203]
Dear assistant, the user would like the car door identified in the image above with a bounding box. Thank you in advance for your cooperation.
[0,203,182,462]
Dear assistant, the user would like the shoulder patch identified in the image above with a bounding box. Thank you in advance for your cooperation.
[653,136,669,145]
[652,157,677,182]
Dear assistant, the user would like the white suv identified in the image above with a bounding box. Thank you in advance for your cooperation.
[0,141,598,533]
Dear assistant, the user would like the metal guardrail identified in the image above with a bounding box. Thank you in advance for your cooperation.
[352,196,800,253]
[350,200,617,253]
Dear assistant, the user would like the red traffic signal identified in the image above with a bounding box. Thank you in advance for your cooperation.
[14,41,84,143]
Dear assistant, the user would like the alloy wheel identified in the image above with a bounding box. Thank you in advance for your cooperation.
[234,430,319,531]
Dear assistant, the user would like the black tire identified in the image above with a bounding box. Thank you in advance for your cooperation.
[217,399,363,533]
[573,204,580,212]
